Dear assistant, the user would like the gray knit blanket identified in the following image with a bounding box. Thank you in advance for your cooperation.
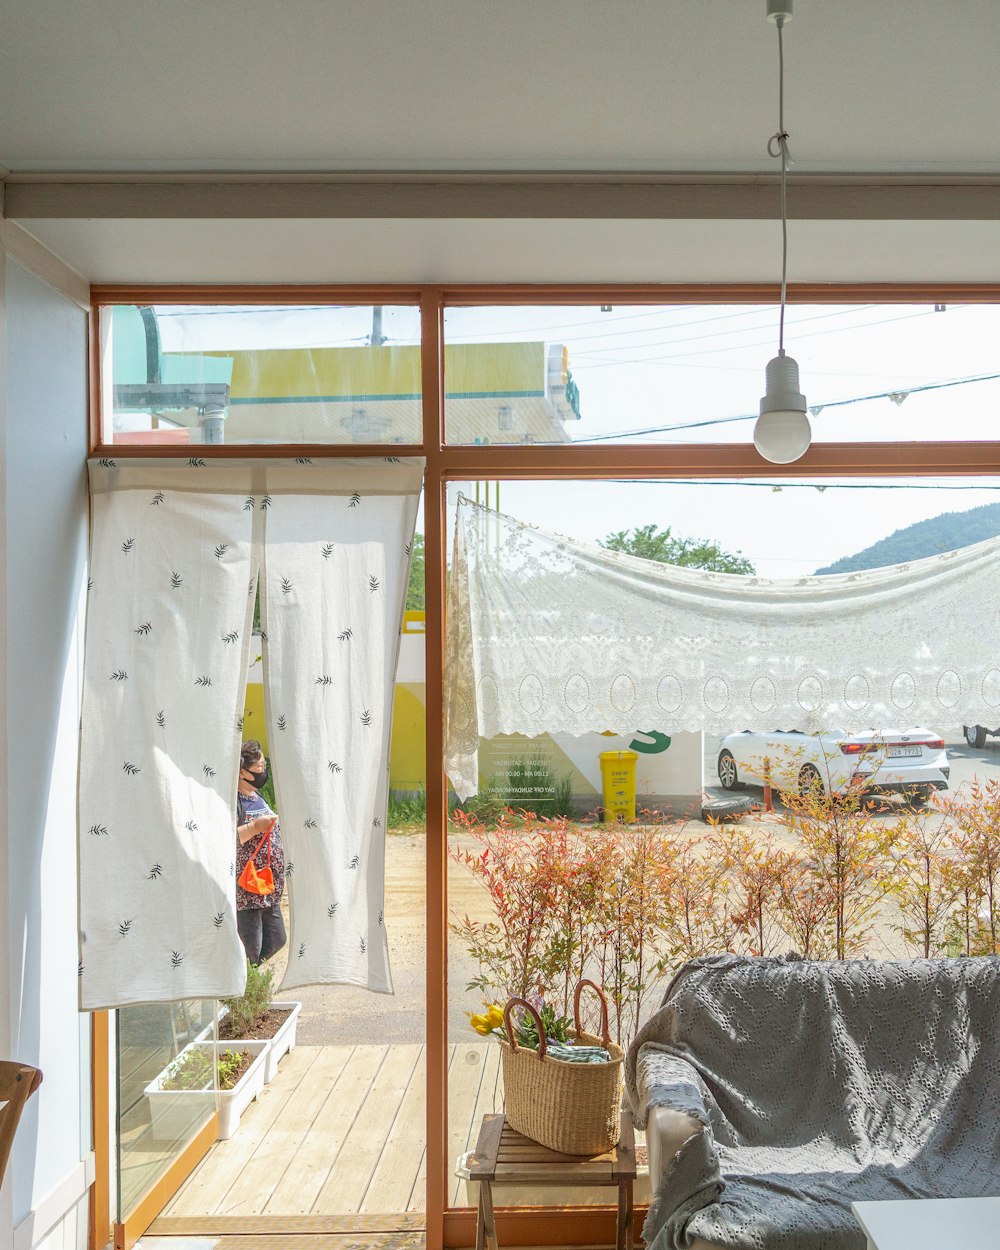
[626,954,1000,1250]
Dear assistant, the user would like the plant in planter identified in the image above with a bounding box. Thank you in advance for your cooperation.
[218,959,302,1084]
[144,1039,269,1140]
[162,1045,252,1092]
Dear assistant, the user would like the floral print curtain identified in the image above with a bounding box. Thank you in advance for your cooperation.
[78,456,423,1010]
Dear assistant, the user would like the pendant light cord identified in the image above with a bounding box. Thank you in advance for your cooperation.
[767,16,790,355]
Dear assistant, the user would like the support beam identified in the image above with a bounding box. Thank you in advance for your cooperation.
[7,173,1000,220]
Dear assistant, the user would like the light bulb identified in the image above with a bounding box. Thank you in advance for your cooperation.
[755,352,811,464]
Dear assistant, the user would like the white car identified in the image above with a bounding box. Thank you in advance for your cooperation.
[717,727,950,800]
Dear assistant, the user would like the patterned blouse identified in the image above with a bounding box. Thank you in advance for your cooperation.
[236,790,286,910]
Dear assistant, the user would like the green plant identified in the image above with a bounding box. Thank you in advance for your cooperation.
[449,774,1000,1051]
[777,855,836,959]
[450,813,683,1043]
[709,824,795,958]
[222,960,275,1036]
[934,779,1000,954]
[498,756,559,818]
[502,1001,573,1051]
[450,809,567,1001]
[599,522,755,575]
[405,533,425,610]
[258,772,277,811]
[553,771,574,818]
[162,1046,249,1092]
[593,823,683,1042]
[890,817,961,957]
[451,779,509,826]
[388,787,427,830]
[758,743,900,959]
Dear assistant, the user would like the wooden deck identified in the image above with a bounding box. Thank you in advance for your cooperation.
[151,1042,646,1224]
[156,1042,495,1218]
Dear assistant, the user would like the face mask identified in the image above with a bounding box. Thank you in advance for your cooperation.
[244,763,268,790]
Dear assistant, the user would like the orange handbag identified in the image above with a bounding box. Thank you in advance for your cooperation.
[238,824,275,895]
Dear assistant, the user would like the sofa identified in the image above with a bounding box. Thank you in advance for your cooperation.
[626,953,1000,1250]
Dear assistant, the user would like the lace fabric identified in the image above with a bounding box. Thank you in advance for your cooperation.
[444,496,1000,799]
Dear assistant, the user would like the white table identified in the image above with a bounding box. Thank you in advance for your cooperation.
[852,1196,1000,1250]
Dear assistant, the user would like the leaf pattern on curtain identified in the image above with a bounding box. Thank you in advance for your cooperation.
[261,485,419,994]
[79,456,423,1009]
[79,471,255,1009]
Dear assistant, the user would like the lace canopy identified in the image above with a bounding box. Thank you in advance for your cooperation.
[444,496,1000,800]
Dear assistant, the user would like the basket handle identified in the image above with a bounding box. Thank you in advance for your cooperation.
[502,997,547,1060]
[573,979,612,1047]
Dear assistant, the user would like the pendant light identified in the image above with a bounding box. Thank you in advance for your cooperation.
[754,0,811,464]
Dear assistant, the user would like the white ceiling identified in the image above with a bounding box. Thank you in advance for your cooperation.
[4,0,1000,282]
[3,0,998,174]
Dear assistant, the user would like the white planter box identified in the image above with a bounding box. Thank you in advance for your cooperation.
[214,1000,303,1085]
[261,1001,302,1084]
[144,1040,269,1141]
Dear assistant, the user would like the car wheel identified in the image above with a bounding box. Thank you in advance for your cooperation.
[965,724,988,749]
[798,763,825,798]
[717,750,742,791]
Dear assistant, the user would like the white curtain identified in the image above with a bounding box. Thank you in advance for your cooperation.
[444,496,1000,800]
[79,456,422,1010]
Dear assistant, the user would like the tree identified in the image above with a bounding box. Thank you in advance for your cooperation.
[405,532,425,610]
[599,523,755,574]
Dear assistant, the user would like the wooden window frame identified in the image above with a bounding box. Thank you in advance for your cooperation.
[89,282,1000,1250]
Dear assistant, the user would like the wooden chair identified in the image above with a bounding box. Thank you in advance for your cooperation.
[0,1062,43,1185]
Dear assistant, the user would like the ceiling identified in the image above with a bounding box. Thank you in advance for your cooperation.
[3,0,1000,283]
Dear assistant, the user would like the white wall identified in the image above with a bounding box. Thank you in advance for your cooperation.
[1,255,90,1247]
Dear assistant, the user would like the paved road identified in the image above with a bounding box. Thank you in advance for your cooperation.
[287,732,1000,1045]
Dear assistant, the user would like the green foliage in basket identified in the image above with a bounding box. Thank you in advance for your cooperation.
[162,1046,248,1091]
[501,1003,573,1051]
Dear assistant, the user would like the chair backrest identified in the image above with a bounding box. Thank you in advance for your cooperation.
[0,1062,43,1186]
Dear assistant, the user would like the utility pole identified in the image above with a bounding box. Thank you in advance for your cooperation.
[371,306,386,346]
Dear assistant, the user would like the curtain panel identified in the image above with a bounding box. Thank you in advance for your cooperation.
[444,496,1000,799]
[79,456,422,1010]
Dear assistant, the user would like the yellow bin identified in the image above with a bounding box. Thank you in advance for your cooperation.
[599,750,638,823]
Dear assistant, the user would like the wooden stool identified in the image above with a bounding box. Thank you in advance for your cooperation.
[467,1107,635,1250]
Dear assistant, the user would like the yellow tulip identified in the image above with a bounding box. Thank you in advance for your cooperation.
[469,1012,493,1036]
[485,1003,505,1029]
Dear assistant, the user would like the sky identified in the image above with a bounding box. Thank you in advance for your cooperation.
[150,300,1000,578]
[443,302,1000,577]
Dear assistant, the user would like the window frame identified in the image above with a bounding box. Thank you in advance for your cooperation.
[90,281,1000,1250]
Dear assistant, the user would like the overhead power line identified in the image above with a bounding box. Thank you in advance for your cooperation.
[577,369,1000,442]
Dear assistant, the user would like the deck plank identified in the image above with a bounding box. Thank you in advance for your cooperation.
[164,1044,322,1216]
[360,1047,427,1214]
[266,1044,388,1214]
[313,1043,423,1213]
[447,1042,496,1206]
[220,1045,358,1216]
[153,1040,641,1225]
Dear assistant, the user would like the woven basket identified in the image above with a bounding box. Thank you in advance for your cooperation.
[500,980,624,1156]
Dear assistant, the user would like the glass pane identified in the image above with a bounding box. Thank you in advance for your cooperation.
[116,999,218,1219]
[102,304,422,446]
[443,303,1000,446]
[446,474,1000,1209]
[113,572,428,1225]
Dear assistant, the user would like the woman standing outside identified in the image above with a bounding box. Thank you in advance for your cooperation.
[236,739,287,965]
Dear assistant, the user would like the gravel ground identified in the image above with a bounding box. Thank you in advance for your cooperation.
[268,832,505,1045]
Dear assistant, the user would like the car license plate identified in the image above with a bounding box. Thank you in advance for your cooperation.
[888,745,921,758]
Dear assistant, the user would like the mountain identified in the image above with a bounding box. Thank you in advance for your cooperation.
[815,502,1000,575]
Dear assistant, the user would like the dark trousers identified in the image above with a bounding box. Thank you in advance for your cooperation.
[237,901,287,965]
